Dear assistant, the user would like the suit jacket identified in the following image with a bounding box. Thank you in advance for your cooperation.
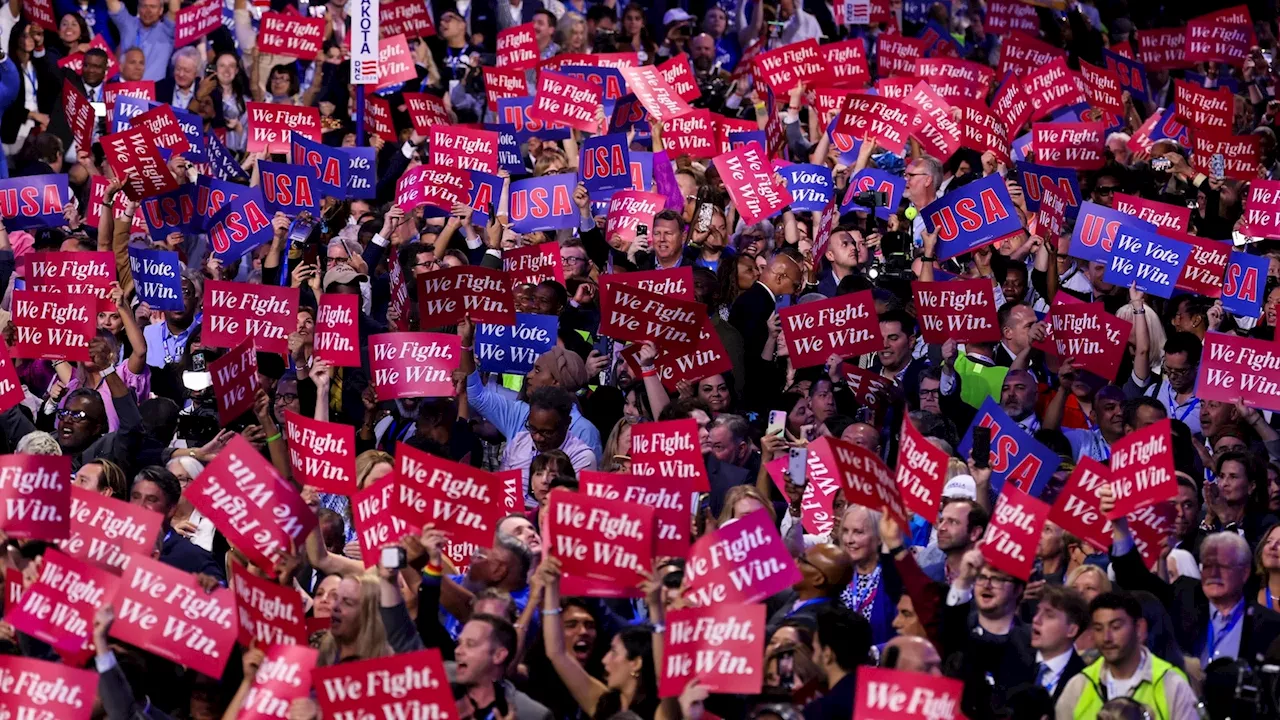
[706,455,751,518]
[1051,651,1088,705]
[453,0,544,53]
[160,531,226,584]
[1,57,62,145]
[728,282,779,412]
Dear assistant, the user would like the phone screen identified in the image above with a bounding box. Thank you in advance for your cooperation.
[972,426,992,469]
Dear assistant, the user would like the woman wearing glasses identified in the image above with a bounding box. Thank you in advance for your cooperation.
[50,284,149,433]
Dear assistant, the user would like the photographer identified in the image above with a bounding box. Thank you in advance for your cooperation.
[431,6,486,123]
[656,9,695,61]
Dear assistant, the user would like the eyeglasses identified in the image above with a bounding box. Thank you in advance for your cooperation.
[975,574,1014,587]
[905,171,930,179]
[414,259,441,270]
[57,408,89,422]
[562,256,587,265]
[1201,561,1249,574]
[524,422,557,439]
[275,393,299,404]
[1162,363,1193,378]
[328,255,350,265]
[919,388,941,398]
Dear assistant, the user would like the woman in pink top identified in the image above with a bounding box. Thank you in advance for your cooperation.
[52,285,150,432]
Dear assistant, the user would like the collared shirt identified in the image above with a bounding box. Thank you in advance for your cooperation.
[1202,598,1245,665]
[1064,427,1111,462]
[172,85,194,110]
[1035,649,1072,696]
[499,431,598,501]
[1147,378,1202,436]
[110,9,175,81]
[1015,414,1041,434]
[143,315,201,368]
[1102,647,1152,700]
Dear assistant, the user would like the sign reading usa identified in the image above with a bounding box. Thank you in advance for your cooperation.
[957,397,1058,496]
[509,175,578,233]
[922,174,1022,260]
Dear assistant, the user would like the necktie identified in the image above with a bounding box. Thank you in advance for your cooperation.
[1036,663,1051,690]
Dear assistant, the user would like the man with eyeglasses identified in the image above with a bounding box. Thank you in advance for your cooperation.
[1134,332,1203,436]
[766,543,853,637]
[497,386,597,481]
[903,157,942,245]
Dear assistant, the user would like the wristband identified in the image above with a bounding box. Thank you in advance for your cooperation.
[424,562,443,577]
[885,544,905,557]
[641,369,658,378]
[543,607,562,615]
[265,432,282,444]
[99,364,116,377]
[921,255,937,262]
[459,345,473,351]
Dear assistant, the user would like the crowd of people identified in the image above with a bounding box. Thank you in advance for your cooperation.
[1,0,1280,720]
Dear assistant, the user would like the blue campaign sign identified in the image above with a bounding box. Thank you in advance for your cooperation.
[922,174,1022,260]
[111,95,150,133]
[343,147,377,200]
[194,175,243,233]
[579,133,632,196]
[1102,226,1192,298]
[728,130,767,152]
[0,174,67,230]
[139,184,198,241]
[467,170,503,226]
[1011,132,1033,163]
[1068,201,1156,265]
[1221,250,1269,318]
[1147,103,1191,146]
[206,132,248,181]
[957,396,1058,498]
[1049,103,1125,136]
[258,160,321,218]
[629,151,654,192]
[1102,48,1150,106]
[845,168,904,220]
[560,64,628,101]
[208,188,275,262]
[609,93,650,135]
[496,97,570,143]
[172,107,205,163]
[486,123,527,176]
[291,134,345,198]
[128,248,185,311]
[475,313,559,375]
[780,163,833,212]
[903,0,945,24]
[1014,161,1081,214]
[509,174,579,233]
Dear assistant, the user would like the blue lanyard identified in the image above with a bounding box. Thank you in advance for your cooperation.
[1166,383,1199,422]
[787,597,827,618]
[1268,588,1274,611]
[23,65,36,92]
[1205,601,1245,660]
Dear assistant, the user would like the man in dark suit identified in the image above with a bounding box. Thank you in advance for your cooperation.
[994,301,1051,382]
[729,248,803,412]
[766,543,853,638]
[130,466,226,583]
[802,605,871,720]
[457,0,544,53]
[1031,585,1089,704]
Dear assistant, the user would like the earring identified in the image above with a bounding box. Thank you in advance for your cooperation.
[630,670,640,679]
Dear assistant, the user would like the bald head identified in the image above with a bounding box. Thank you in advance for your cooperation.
[762,253,803,298]
[797,543,854,597]
[841,423,880,452]
[883,635,942,675]
[690,33,716,63]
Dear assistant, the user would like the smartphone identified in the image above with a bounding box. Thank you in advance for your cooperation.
[1210,153,1226,180]
[302,242,320,267]
[380,546,406,570]
[778,650,795,689]
[636,222,648,236]
[766,410,787,438]
[695,202,713,233]
[788,447,808,486]
[1151,156,1172,172]
[972,426,992,470]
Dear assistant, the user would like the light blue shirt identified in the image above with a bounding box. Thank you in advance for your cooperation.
[1064,427,1111,463]
[465,371,603,460]
[109,9,174,81]
[1202,599,1245,666]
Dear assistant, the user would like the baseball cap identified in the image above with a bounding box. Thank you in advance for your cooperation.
[942,475,977,501]
[323,265,367,289]
[663,8,694,25]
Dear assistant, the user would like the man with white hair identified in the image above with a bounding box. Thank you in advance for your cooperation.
[157,46,202,110]
[1106,132,1132,166]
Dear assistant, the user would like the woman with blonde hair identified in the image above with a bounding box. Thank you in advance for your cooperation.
[1254,523,1280,609]
[602,417,633,473]
[1068,564,1111,659]
[716,485,776,527]
[1116,301,1166,377]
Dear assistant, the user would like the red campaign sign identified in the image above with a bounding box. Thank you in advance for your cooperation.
[21,0,56,29]
[981,485,1049,581]
[380,0,436,38]
[314,649,454,720]
[174,0,220,46]
[913,58,993,101]
[484,67,529,111]
[1049,457,1113,552]
[658,53,701,102]
[130,104,191,154]
[258,12,327,58]
[807,87,848,120]
[498,469,523,515]
[1186,6,1255,66]
[358,95,391,142]
[389,262,411,332]
[209,337,259,425]
[876,77,917,100]
[599,281,703,349]
[1172,230,1228,298]
[810,436,908,529]
[876,35,927,77]
[895,417,949,521]
[1107,418,1176,519]
[396,446,508,568]
[62,487,161,574]
[185,435,318,574]
[1127,110,1165,155]
[369,332,461,401]
[1137,28,1188,70]
[496,23,539,70]
[1197,333,1280,410]
[417,266,515,327]
[819,40,870,88]
[351,476,408,567]
[203,280,299,356]
[683,508,800,608]
[618,65,694,122]
[651,317,734,392]
[1033,122,1106,170]
[628,419,709,493]
[396,164,467,213]
[853,666,965,720]
[10,290,94,362]
[598,267,695,301]
[582,470,692,558]
[545,491,655,596]
[1192,130,1260,181]
[1114,192,1189,234]
[6,548,114,656]
[1174,81,1232,131]
[660,604,765,698]
[62,80,94,154]
[836,93,916,154]
[246,102,321,153]
[238,644,318,720]
[753,39,827,93]
[990,74,1033,136]
[0,656,97,720]
[1078,60,1125,116]
[103,78,150,119]
[998,32,1067,78]
[986,0,1038,35]
[375,34,419,90]
[430,124,499,172]
[4,566,20,609]
[911,278,1000,344]
[662,108,717,159]
[314,294,362,367]
[1037,184,1069,239]
[1048,303,1130,381]
[1129,501,1178,570]
[22,250,114,310]
[230,563,307,647]
[503,243,565,288]
[530,71,602,133]
[1243,179,1280,238]
[284,410,357,495]
[0,339,25,414]
[606,190,665,248]
[717,142,792,224]
[109,554,236,678]
[1024,58,1084,119]
[954,100,1011,165]
[779,290,880,369]
[1032,294,1086,356]
[715,116,760,154]
[0,454,71,540]
[101,125,178,200]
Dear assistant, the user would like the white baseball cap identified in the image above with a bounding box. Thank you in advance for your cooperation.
[663,8,694,25]
[942,474,977,501]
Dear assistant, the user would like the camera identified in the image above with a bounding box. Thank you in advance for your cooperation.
[380,546,407,570]
[849,190,890,209]
[1204,656,1280,720]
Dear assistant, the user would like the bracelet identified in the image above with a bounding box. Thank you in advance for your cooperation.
[921,255,937,262]
[885,544,905,557]
[641,370,657,378]
[543,607,562,615]
[265,432,282,443]
[459,344,472,351]
[100,365,116,377]
[423,563,443,577]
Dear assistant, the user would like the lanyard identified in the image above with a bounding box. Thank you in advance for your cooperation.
[1268,587,1274,611]
[23,64,36,93]
[787,597,827,618]
[1205,601,1245,660]
[1165,383,1199,422]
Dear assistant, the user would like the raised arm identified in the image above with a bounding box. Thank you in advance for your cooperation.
[109,284,148,375]
[539,557,609,717]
